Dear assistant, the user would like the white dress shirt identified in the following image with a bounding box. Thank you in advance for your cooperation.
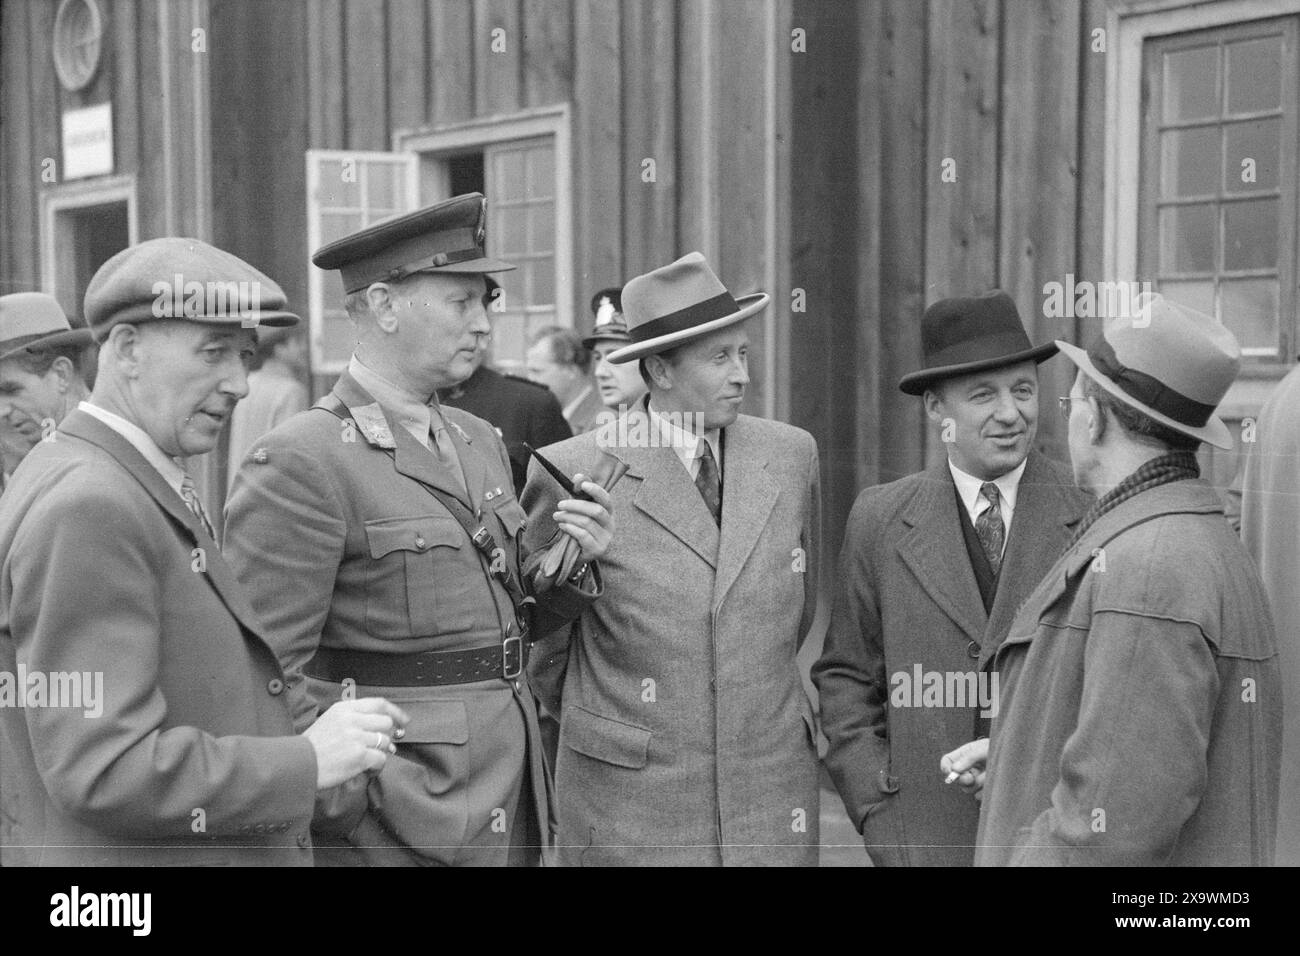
[79,401,189,502]
[648,401,722,481]
[947,457,1027,557]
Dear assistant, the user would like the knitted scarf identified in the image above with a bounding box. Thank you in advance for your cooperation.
[1068,451,1201,547]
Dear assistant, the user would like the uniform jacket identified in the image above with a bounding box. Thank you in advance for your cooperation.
[813,452,1090,866]
[1241,364,1300,865]
[977,479,1281,866]
[440,365,572,494]
[0,410,317,866]
[223,369,595,866]
[522,407,821,865]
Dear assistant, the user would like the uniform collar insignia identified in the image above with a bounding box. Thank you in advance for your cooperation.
[351,401,396,448]
[447,419,471,444]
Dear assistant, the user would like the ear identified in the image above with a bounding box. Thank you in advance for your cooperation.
[922,388,945,424]
[105,324,143,378]
[365,282,399,333]
[1085,394,1105,443]
[644,354,673,390]
[48,355,78,393]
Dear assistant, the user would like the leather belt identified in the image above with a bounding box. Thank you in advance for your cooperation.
[303,637,528,687]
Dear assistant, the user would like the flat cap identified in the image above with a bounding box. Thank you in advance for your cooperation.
[312,193,515,294]
[84,238,299,342]
[0,292,93,361]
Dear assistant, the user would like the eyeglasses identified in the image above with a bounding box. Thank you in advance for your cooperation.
[1058,396,1079,420]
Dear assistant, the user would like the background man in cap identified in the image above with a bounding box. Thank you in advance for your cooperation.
[226,324,309,489]
[813,290,1090,866]
[526,327,604,434]
[949,295,1280,865]
[523,251,821,865]
[438,280,571,496]
[584,286,647,415]
[223,194,613,866]
[0,238,406,865]
[0,293,96,482]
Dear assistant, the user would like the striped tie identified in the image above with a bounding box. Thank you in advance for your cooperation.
[180,473,217,541]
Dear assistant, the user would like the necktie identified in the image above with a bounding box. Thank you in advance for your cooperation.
[975,481,1004,574]
[430,410,469,500]
[180,473,217,541]
[695,440,721,526]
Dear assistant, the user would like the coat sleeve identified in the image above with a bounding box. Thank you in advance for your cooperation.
[798,434,821,649]
[223,433,347,732]
[1010,610,1218,865]
[8,484,317,838]
[810,491,893,831]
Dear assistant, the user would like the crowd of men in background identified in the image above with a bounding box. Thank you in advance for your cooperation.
[0,190,1292,866]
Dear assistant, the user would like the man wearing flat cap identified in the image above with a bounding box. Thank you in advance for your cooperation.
[0,293,96,484]
[522,252,821,865]
[0,238,407,865]
[813,290,1091,866]
[223,193,613,866]
[946,295,1281,865]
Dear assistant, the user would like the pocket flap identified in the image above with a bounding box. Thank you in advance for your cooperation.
[365,514,463,558]
[397,699,469,744]
[491,499,527,537]
[562,706,651,769]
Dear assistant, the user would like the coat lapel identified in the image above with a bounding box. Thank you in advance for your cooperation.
[982,452,1083,655]
[896,458,989,646]
[714,419,779,607]
[58,410,264,638]
[612,408,720,568]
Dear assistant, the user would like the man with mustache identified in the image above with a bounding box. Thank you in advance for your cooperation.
[813,290,1090,866]
[523,252,822,865]
[0,293,95,484]
[0,239,406,864]
[223,194,613,866]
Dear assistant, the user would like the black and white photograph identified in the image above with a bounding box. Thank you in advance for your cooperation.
[0,0,1293,917]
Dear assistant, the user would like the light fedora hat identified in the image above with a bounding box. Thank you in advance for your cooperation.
[1056,292,1241,450]
[0,292,94,362]
[605,252,768,364]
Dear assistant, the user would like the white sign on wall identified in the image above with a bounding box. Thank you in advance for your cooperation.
[62,103,113,180]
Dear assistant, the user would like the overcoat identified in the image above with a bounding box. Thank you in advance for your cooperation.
[813,452,1090,866]
[1241,364,1300,865]
[976,479,1281,866]
[522,406,821,865]
[223,369,594,866]
[0,410,317,865]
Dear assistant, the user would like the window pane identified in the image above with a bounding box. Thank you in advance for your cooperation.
[498,211,528,256]
[320,309,358,367]
[1159,279,1216,317]
[529,202,555,254]
[1220,277,1279,352]
[321,210,363,245]
[1161,126,1220,197]
[316,159,362,208]
[1163,45,1220,122]
[1226,35,1281,115]
[1223,198,1278,271]
[532,255,555,305]
[493,149,527,202]
[1160,203,1216,273]
[527,146,555,199]
[367,162,402,210]
[1223,118,1280,193]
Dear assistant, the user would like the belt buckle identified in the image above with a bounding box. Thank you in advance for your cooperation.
[502,633,523,680]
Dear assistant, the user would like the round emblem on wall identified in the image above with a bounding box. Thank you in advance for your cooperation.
[53,0,104,93]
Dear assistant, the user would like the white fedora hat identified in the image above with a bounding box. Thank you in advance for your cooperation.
[0,292,93,362]
[1056,292,1240,451]
[605,252,768,364]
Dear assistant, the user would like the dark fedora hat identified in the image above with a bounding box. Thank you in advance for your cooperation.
[898,289,1058,395]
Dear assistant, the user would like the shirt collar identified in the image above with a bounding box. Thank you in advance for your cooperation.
[948,456,1027,520]
[349,355,435,437]
[78,401,188,499]
[647,400,722,473]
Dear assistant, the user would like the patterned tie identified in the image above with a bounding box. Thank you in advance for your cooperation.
[695,440,721,526]
[180,472,217,541]
[975,481,1004,574]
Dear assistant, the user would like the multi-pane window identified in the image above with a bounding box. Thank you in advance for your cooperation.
[1140,18,1298,360]
[305,151,418,374]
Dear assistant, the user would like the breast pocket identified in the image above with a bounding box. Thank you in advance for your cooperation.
[363,514,477,638]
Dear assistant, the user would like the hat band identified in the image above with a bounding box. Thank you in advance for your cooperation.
[0,330,69,353]
[628,291,740,344]
[1089,336,1217,427]
[924,331,1033,372]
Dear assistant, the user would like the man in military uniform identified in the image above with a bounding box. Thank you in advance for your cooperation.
[223,194,613,866]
